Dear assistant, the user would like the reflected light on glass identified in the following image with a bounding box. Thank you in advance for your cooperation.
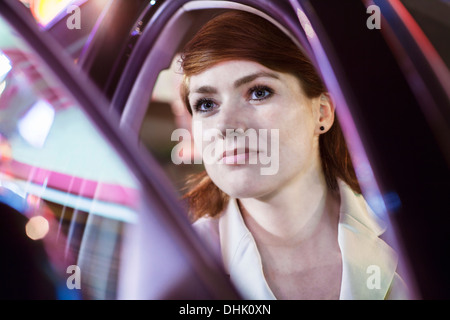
[0,81,6,96]
[0,52,12,82]
[30,0,77,27]
[18,100,55,148]
[25,215,49,240]
[296,9,316,39]
[383,191,402,213]
[0,134,11,162]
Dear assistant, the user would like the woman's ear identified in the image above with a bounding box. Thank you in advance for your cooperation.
[315,93,335,134]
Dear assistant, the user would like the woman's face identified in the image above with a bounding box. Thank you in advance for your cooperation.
[188,60,322,199]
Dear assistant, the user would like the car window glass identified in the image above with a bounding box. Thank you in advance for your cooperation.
[0,16,140,299]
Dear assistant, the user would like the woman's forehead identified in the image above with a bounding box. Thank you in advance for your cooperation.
[187,60,304,97]
[189,60,282,87]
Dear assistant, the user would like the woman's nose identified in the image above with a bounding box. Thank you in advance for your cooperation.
[215,99,249,137]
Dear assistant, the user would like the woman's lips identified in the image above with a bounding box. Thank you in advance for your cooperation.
[219,148,259,164]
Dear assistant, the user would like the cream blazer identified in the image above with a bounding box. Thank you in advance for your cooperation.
[193,180,411,300]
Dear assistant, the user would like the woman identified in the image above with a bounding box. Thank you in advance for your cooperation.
[180,10,409,300]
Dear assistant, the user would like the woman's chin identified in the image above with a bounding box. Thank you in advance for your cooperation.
[215,179,274,200]
[206,164,281,198]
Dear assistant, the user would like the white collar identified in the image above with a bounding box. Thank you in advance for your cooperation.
[217,180,398,299]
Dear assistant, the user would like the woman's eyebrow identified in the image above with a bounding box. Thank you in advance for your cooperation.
[233,71,279,88]
[192,85,217,94]
[190,71,279,96]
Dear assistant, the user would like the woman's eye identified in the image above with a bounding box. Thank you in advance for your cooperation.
[194,98,218,113]
[249,86,273,101]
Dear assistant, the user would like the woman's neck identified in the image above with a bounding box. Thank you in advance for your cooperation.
[237,167,340,248]
[235,155,343,300]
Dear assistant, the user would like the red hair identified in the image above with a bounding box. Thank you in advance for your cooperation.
[180,11,360,221]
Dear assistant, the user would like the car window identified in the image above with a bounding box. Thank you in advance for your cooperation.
[0,15,141,299]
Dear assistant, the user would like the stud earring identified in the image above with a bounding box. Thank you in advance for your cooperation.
[320,126,325,131]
